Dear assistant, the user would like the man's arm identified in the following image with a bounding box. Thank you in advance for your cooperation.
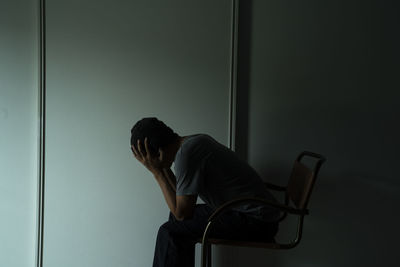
[154,168,197,221]
[131,138,197,221]
[162,168,177,192]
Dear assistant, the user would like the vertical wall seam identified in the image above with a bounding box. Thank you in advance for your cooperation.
[228,0,239,151]
[36,0,45,266]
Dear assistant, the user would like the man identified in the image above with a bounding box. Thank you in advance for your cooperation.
[130,117,279,267]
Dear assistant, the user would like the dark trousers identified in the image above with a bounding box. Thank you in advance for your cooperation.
[152,204,278,267]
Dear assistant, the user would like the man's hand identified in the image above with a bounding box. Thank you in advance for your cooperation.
[131,137,167,176]
[131,137,196,220]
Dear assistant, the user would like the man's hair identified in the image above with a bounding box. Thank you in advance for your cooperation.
[130,117,179,155]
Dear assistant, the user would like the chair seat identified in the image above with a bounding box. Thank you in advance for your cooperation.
[199,236,280,249]
[205,238,280,249]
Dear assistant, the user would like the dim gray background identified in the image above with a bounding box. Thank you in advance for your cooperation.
[1,0,399,266]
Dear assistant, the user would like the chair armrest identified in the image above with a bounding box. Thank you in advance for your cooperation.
[208,197,308,223]
[264,182,287,192]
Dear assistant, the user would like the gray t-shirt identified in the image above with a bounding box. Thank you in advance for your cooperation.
[174,134,280,222]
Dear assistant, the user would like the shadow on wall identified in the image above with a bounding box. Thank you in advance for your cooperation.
[215,0,400,266]
[305,173,400,266]
[242,97,400,266]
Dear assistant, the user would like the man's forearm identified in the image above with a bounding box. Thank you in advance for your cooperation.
[161,168,176,192]
[153,168,178,216]
[152,168,196,221]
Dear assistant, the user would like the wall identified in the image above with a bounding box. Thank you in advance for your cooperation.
[0,0,39,266]
[2,1,399,266]
[226,0,400,266]
[43,1,233,266]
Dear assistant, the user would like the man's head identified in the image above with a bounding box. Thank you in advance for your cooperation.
[130,117,179,156]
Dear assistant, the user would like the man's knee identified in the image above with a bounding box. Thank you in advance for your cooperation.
[157,221,173,240]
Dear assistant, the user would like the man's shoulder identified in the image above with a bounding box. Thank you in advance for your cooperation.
[175,134,213,166]
[184,134,212,142]
[174,135,212,178]
[182,134,215,148]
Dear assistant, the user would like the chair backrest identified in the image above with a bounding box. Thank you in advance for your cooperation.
[287,151,325,210]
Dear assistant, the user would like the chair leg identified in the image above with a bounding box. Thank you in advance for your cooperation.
[201,242,212,267]
[207,244,212,267]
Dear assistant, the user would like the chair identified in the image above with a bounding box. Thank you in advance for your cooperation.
[200,151,326,267]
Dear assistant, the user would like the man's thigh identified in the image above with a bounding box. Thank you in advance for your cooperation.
[161,204,214,240]
[160,204,277,241]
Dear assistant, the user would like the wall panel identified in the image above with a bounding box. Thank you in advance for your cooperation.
[0,1,39,266]
[44,1,233,266]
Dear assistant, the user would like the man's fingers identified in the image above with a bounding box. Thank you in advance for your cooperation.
[131,145,139,158]
[144,137,151,157]
[137,139,146,157]
[159,148,164,162]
